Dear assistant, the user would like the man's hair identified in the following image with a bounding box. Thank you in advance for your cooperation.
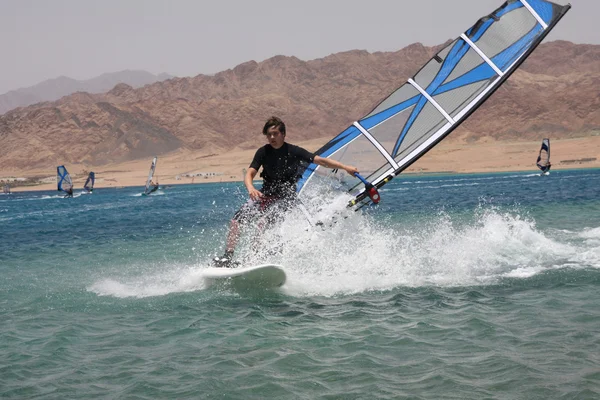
[262,116,286,136]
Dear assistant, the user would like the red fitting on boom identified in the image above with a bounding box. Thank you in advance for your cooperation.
[367,186,380,204]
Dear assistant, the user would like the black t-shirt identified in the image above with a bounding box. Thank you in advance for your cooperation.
[250,143,315,198]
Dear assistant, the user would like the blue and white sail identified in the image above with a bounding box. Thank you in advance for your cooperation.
[297,0,570,208]
[536,138,551,174]
[83,172,95,193]
[144,157,158,195]
[57,165,73,195]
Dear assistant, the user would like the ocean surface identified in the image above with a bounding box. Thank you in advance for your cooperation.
[1,169,599,399]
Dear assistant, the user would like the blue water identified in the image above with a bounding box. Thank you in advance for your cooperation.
[1,170,599,399]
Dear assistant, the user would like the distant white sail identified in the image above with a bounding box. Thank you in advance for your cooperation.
[144,157,158,195]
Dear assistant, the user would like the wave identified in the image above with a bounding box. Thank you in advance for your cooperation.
[86,198,599,299]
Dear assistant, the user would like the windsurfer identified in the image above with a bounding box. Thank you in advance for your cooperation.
[213,116,358,268]
[148,180,159,194]
[64,188,73,198]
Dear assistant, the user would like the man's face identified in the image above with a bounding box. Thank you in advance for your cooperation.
[265,126,285,149]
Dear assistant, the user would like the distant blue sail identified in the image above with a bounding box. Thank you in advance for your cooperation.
[57,165,73,194]
[297,0,570,208]
[83,172,95,193]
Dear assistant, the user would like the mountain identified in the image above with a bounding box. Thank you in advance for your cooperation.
[0,70,174,115]
[0,41,598,171]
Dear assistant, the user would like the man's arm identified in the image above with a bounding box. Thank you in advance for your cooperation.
[314,155,358,176]
[245,168,263,201]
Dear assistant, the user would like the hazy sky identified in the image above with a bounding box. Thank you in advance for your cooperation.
[0,0,594,94]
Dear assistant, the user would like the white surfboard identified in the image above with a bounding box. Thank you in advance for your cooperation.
[203,264,286,290]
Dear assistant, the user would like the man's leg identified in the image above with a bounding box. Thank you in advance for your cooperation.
[214,200,258,267]
[225,219,241,253]
[251,197,295,253]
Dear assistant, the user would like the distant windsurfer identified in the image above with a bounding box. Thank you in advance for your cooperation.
[83,172,95,193]
[148,180,159,194]
[213,116,358,267]
[64,188,73,198]
[536,138,551,175]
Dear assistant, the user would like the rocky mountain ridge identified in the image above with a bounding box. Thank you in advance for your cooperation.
[0,41,598,171]
[0,70,173,115]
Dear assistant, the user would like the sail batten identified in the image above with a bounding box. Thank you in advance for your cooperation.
[460,33,504,77]
[297,0,570,207]
[522,0,549,29]
[408,78,455,124]
[353,121,399,169]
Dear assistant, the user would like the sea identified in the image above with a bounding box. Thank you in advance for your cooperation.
[1,169,599,399]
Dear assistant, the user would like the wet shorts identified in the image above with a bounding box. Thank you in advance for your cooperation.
[232,196,297,226]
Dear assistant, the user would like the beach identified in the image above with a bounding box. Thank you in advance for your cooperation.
[4,136,599,192]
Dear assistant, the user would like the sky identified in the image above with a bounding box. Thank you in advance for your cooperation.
[0,0,595,94]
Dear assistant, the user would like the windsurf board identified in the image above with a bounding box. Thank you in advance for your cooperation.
[202,264,286,290]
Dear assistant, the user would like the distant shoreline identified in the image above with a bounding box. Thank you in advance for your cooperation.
[8,166,600,194]
[4,136,600,193]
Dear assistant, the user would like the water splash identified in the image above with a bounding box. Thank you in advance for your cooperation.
[88,191,599,299]
[237,198,585,296]
[88,263,207,298]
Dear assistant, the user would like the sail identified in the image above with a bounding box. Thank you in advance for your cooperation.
[57,165,73,194]
[536,138,551,172]
[83,172,95,193]
[297,0,570,208]
[144,157,158,194]
[2,184,9,194]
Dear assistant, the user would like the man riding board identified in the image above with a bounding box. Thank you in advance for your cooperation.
[214,116,358,267]
[148,180,159,194]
